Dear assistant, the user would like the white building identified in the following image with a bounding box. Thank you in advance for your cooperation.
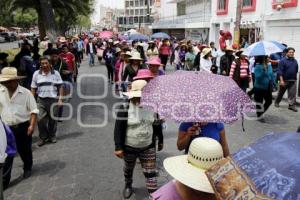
[210,0,300,59]
[152,0,211,42]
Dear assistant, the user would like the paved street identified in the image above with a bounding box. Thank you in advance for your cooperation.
[0,41,20,51]
[3,57,300,200]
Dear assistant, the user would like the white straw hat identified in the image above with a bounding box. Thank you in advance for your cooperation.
[164,137,224,193]
[202,48,212,57]
[129,52,143,60]
[0,67,26,82]
[123,80,147,99]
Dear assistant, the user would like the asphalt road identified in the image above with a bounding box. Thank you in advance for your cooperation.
[3,57,300,200]
[0,41,20,51]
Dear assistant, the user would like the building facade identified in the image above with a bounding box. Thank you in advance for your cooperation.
[118,0,155,32]
[152,0,211,41]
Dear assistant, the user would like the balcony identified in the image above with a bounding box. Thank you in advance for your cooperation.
[152,11,211,29]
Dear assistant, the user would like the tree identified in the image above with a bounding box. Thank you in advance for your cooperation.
[3,0,94,40]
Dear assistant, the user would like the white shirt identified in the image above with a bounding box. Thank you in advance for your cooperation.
[215,49,225,68]
[89,43,94,54]
[0,85,39,126]
[200,56,212,73]
[31,70,63,98]
[0,121,7,163]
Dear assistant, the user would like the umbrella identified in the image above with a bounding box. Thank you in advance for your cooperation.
[129,33,149,41]
[99,31,114,39]
[151,32,170,39]
[141,71,253,123]
[206,132,300,200]
[243,41,284,57]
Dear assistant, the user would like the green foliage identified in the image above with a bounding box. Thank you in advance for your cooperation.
[2,0,94,34]
[13,9,38,28]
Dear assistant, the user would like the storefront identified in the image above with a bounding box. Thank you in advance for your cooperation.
[185,28,210,44]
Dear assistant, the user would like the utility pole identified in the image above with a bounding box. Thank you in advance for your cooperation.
[234,0,242,47]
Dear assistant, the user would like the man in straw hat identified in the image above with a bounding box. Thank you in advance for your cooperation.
[220,46,236,76]
[31,56,63,147]
[152,137,222,200]
[0,67,38,179]
[114,80,160,198]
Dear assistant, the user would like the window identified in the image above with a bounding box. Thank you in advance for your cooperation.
[135,9,139,15]
[134,16,139,23]
[135,0,139,6]
[126,1,130,7]
[140,9,144,15]
[126,10,129,15]
[272,0,298,9]
[129,17,133,24]
[130,1,134,6]
[242,0,256,12]
[217,0,228,15]
[139,16,144,23]
[177,2,186,16]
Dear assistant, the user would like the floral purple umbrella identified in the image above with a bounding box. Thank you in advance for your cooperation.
[141,71,253,124]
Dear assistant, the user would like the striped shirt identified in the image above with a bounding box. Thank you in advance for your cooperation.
[230,59,250,79]
[31,70,63,98]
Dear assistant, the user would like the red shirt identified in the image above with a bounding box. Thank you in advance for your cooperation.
[60,52,75,71]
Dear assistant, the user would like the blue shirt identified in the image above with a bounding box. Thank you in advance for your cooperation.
[254,63,274,90]
[277,57,298,81]
[179,122,224,153]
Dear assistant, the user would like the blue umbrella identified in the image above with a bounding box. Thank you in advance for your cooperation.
[271,41,287,50]
[151,32,170,39]
[129,33,148,41]
[243,41,285,57]
[206,132,300,200]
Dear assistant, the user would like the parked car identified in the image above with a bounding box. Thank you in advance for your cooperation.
[0,36,5,43]
[0,32,17,42]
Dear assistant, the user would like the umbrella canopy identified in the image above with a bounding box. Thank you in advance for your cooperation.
[99,31,114,39]
[129,33,149,41]
[206,132,300,200]
[151,32,170,39]
[141,71,253,123]
[243,41,285,56]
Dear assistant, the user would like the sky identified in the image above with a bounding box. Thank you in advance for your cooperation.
[91,0,125,24]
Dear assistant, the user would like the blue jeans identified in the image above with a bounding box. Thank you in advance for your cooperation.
[89,53,95,65]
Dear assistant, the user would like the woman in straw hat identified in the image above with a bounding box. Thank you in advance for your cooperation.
[118,51,132,92]
[122,52,146,85]
[229,49,251,92]
[114,80,161,198]
[200,48,213,73]
[147,41,159,59]
[152,137,222,200]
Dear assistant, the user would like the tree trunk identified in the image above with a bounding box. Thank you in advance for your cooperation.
[38,0,57,42]
[37,11,46,40]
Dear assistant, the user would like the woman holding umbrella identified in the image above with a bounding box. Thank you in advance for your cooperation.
[253,56,274,122]
[114,80,160,199]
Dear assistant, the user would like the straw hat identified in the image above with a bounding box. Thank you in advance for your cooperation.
[146,56,162,66]
[133,69,154,81]
[59,37,66,43]
[115,47,122,54]
[148,40,155,44]
[164,137,224,193]
[129,52,143,60]
[225,46,235,52]
[236,48,245,56]
[0,67,26,82]
[202,48,212,57]
[123,80,147,99]
[121,51,132,57]
[113,41,120,45]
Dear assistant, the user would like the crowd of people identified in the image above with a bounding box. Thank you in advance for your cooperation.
[0,32,299,200]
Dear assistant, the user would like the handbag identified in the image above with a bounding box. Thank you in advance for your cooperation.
[0,120,17,157]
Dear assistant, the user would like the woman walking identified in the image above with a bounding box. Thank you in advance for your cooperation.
[253,56,274,122]
[146,41,159,59]
[122,52,145,84]
[159,39,171,71]
[114,80,160,199]
[185,46,196,71]
[103,43,115,83]
[200,48,213,72]
[229,49,251,92]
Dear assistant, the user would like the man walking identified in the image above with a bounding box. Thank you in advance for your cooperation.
[275,47,299,112]
[86,38,97,66]
[31,57,63,146]
[0,67,38,179]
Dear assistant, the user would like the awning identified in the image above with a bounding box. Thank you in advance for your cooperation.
[168,0,185,3]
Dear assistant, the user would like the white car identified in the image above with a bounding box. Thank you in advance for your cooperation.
[0,36,5,43]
